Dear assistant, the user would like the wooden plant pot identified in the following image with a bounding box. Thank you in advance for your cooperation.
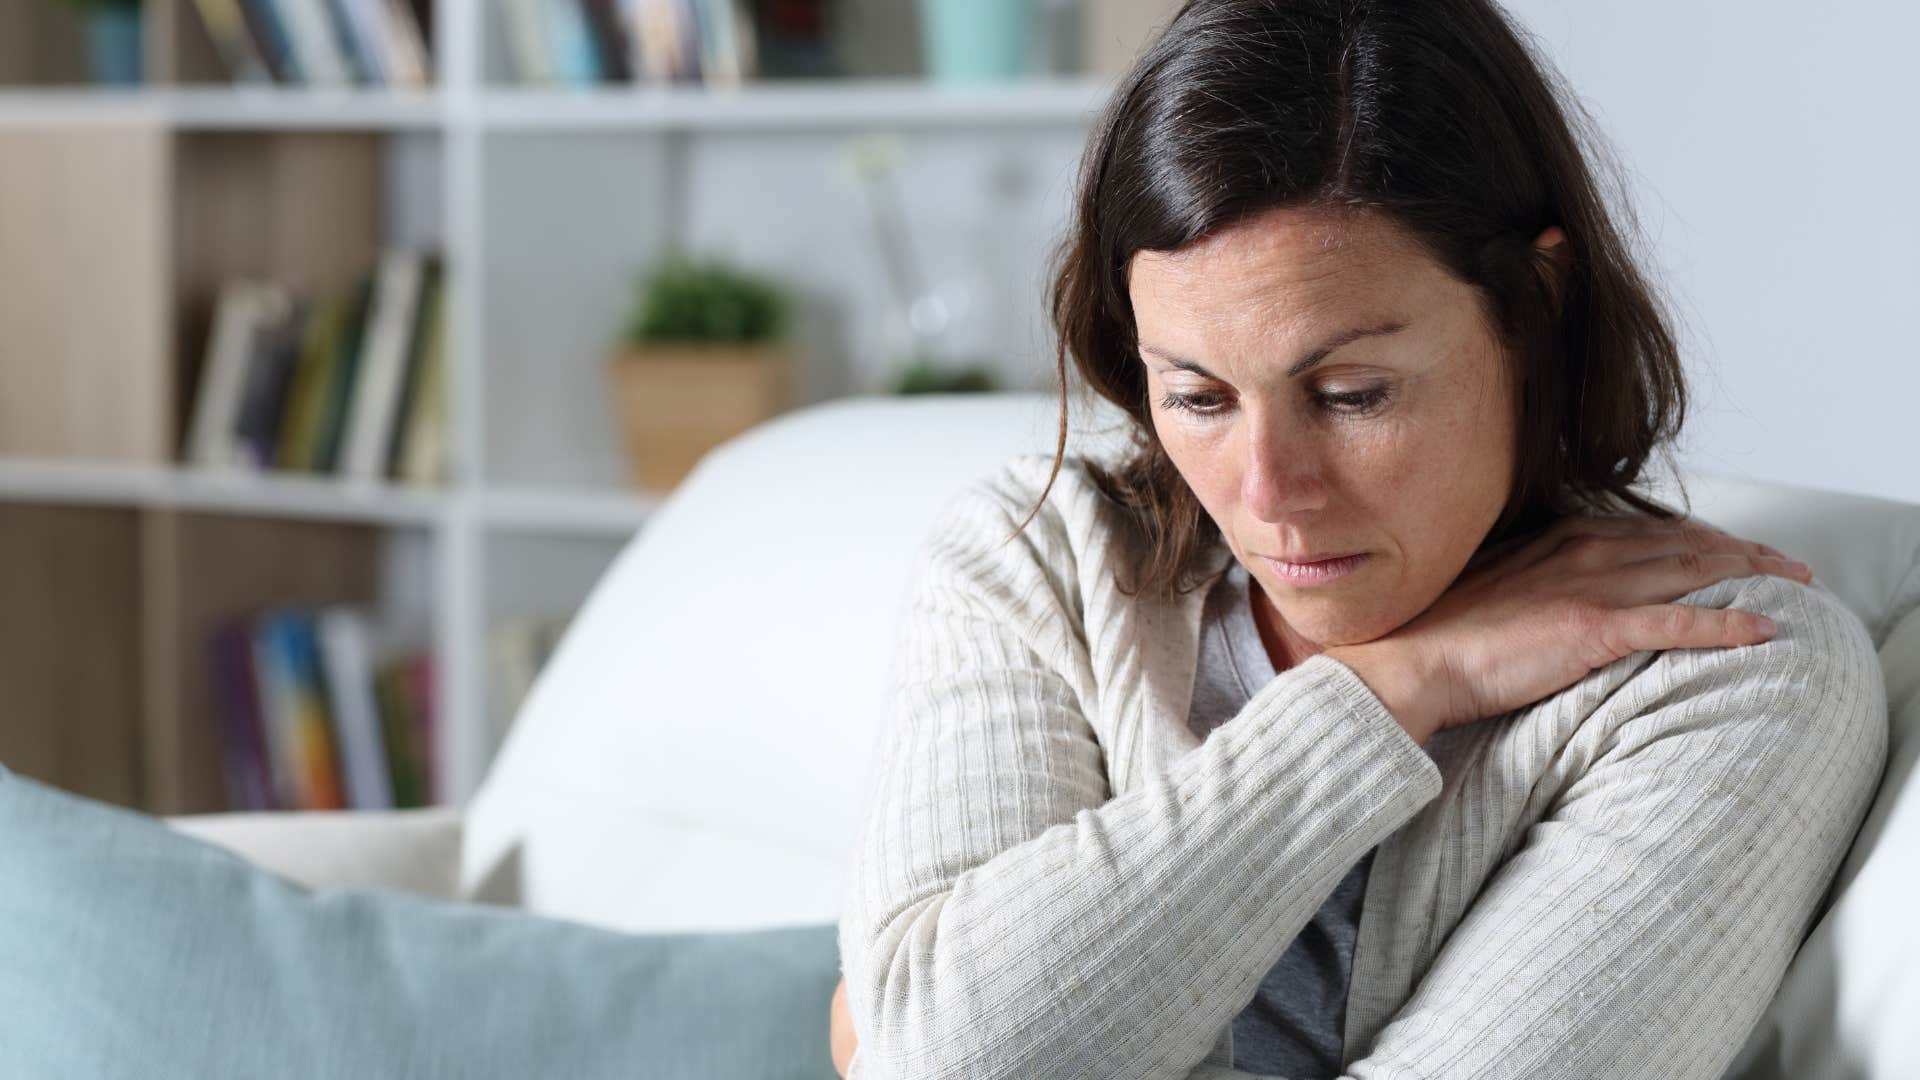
[607,344,794,493]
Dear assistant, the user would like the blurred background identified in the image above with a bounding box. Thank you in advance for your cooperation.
[1,0,1914,820]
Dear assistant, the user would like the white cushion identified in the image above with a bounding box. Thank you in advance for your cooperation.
[460,383,1920,1030]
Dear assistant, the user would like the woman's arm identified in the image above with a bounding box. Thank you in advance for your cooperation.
[836,482,1444,1079]
[1178,572,1883,1080]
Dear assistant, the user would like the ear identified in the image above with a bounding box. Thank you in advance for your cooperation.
[1532,225,1571,314]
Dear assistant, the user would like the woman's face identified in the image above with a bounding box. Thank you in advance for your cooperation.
[1129,205,1557,671]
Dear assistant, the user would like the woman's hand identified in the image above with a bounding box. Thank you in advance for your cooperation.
[830,975,857,1077]
[1326,512,1815,745]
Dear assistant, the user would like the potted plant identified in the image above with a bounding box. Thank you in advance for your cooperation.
[54,0,143,85]
[607,257,796,493]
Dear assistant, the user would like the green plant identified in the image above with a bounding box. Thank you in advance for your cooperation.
[890,357,1001,394]
[623,258,790,347]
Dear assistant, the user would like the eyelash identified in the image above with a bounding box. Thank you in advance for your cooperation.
[1158,387,1391,418]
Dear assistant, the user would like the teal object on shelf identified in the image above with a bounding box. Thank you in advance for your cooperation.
[918,0,1036,84]
[86,7,143,86]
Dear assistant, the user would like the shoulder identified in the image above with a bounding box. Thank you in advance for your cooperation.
[918,451,1145,574]
[1599,571,1887,811]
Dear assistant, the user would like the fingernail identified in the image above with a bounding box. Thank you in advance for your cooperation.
[1755,615,1777,634]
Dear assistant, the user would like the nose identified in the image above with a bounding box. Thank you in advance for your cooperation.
[1241,407,1327,521]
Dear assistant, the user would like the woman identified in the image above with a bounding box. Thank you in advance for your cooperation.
[830,1,1886,1077]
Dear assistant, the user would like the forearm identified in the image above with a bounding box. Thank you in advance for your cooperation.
[838,653,1443,1079]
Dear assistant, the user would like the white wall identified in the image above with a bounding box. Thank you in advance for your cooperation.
[1501,1,1920,503]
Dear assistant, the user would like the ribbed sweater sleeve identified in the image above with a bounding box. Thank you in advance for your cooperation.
[1165,572,1886,1080]
[1293,571,1880,1080]
[835,484,1445,1079]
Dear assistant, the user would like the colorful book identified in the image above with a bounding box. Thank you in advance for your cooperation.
[256,611,345,811]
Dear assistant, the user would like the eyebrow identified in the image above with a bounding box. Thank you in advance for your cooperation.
[1139,319,1410,381]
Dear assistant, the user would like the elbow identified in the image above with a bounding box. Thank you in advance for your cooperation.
[841,907,1041,1080]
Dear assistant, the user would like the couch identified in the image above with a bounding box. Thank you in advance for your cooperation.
[167,391,1920,1079]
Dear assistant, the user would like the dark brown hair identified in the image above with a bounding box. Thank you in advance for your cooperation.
[1019,0,1691,599]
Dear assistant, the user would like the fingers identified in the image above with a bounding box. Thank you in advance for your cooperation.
[1605,603,1776,656]
[1611,551,1813,605]
[1518,512,1807,582]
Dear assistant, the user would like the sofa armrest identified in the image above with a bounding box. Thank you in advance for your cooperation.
[164,805,464,900]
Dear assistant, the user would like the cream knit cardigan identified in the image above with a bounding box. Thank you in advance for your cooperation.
[837,451,1887,1080]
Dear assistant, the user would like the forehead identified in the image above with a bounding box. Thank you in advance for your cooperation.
[1127,206,1442,326]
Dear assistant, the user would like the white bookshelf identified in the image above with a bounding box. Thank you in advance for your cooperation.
[0,2,1107,810]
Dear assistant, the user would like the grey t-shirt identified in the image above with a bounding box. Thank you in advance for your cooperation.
[1188,560,1375,1078]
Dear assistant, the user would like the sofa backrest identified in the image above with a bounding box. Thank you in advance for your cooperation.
[459,391,1920,1075]
[460,392,1137,930]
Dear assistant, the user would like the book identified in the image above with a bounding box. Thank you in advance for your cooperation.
[546,0,605,84]
[279,611,347,810]
[393,263,448,485]
[340,250,426,482]
[381,0,433,85]
[249,611,300,808]
[322,0,382,84]
[209,620,277,811]
[502,0,556,83]
[192,0,274,83]
[186,281,292,470]
[231,295,309,470]
[313,272,374,473]
[374,656,428,807]
[315,607,395,810]
[275,0,356,86]
[405,652,438,803]
[241,0,302,82]
[274,293,345,471]
[581,0,634,81]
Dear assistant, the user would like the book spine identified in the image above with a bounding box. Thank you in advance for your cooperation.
[231,293,306,471]
[340,250,425,482]
[374,660,425,808]
[405,652,438,804]
[581,0,633,81]
[250,612,300,809]
[244,0,305,82]
[193,0,274,82]
[282,612,346,810]
[186,282,268,469]
[544,0,604,85]
[395,269,448,485]
[210,621,276,812]
[316,608,395,811]
[276,0,355,86]
[314,273,373,473]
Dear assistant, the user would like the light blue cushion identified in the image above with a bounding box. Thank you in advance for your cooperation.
[0,762,841,1079]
